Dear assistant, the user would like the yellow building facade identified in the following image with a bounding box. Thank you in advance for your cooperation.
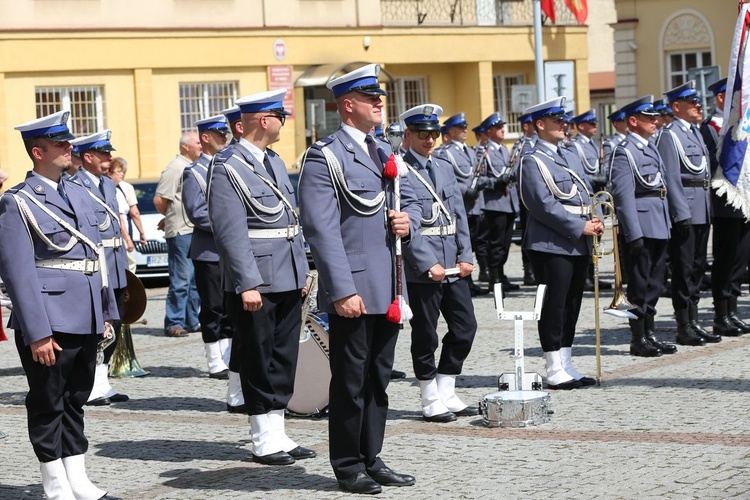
[0,0,589,184]
[613,0,736,108]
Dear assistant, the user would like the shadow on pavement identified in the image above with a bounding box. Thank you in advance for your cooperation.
[0,391,27,405]
[159,465,338,493]
[139,366,206,378]
[110,396,226,413]
[95,439,248,462]
[0,366,26,378]
[0,484,43,498]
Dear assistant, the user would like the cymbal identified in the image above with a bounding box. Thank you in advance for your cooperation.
[123,270,147,324]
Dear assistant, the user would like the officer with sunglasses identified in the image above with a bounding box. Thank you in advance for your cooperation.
[399,104,478,424]
[656,80,719,345]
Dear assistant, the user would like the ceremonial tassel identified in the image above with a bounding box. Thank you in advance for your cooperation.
[385,153,412,325]
[383,154,399,179]
[0,307,7,342]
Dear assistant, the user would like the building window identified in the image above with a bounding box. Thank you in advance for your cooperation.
[386,77,427,124]
[35,86,105,137]
[667,51,712,89]
[493,74,525,136]
[179,81,238,133]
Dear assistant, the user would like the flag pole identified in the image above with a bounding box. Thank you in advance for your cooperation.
[533,0,545,103]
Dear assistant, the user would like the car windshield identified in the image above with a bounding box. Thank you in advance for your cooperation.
[131,182,158,214]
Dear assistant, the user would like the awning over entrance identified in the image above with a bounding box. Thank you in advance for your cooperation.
[295,62,394,88]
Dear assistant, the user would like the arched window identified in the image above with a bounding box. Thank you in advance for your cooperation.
[659,10,715,91]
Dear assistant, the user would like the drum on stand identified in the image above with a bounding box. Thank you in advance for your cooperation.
[287,313,330,417]
[479,390,552,428]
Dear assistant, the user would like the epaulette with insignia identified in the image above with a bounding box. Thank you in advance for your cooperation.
[313,136,334,148]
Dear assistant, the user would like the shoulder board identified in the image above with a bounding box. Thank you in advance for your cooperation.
[213,147,235,164]
[313,136,335,148]
[432,156,451,169]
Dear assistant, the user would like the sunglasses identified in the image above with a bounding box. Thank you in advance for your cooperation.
[416,130,440,140]
[264,114,286,126]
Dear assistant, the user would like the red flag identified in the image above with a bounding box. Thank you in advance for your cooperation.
[541,0,556,23]
[565,0,588,24]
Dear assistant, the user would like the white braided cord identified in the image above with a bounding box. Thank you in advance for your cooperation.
[571,141,600,175]
[321,146,386,217]
[442,149,472,179]
[663,129,707,175]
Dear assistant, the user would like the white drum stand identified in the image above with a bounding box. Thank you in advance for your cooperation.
[479,284,552,428]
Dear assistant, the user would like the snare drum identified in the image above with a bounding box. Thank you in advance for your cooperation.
[479,390,552,428]
[287,313,330,417]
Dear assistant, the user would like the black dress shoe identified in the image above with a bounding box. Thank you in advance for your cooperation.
[598,280,613,290]
[547,379,583,390]
[728,313,750,333]
[338,471,382,494]
[422,411,457,423]
[389,369,406,380]
[469,283,490,297]
[714,316,742,337]
[253,451,295,465]
[576,376,597,386]
[676,325,706,346]
[453,406,479,416]
[694,326,722,343]
[369,467,416,487]
[583,278,595,292]
[86,397,111,406]
[209,369,230,380]
[226,403,246,414]
[501,281,520,292]
[287,446,316,460]
[645,334,678,355]
[109,393,129,403]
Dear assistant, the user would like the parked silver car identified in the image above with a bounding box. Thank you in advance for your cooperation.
[129,178,169,280]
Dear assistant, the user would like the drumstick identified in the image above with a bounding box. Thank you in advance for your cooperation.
[428,267,461,279]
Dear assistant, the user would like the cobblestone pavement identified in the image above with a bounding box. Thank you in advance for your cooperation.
[1,246,749,499]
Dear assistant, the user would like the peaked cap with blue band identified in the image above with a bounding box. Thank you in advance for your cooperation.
[620,95,659,117]
[518,112,532,125]
[15,110,76,142]
[665,80,699,103]
[572,109,597,124]
[221,105,241,123]
[653,98,672,116]
[400,104,443,131]
[708,77,727,96]
[524,96,567,121]
[608,109,626,122]
[471,123,486,134]
[326,63,387,98]
[236,88,291,115]
[479,112,505,131]
[195,114,229,133]
[563,111,575,124]
[70,130,116,153]
[442,112,468,129]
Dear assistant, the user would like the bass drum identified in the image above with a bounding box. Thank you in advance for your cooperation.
[287,313,330,417]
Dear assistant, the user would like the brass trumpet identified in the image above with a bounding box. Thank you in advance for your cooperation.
[591,191,636,385]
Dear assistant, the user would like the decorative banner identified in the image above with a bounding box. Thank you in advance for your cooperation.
[267,65,295,118]
[715,2,750,218]
[565,0,588,25]
[541,0,556,23]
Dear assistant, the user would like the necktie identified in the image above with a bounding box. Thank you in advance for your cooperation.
[98,180,106,198]
[424,159,437,187]
[463,145,471,158]
[364,135,381,168]
[262,153,277,185]
[57,181,71,208]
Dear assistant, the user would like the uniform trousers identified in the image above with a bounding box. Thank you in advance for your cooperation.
[102,287,125,364]
[407,279,477,379]
[467,214,482,257]
[16,330,97,462]
[528,251,588,352]
[669,223,710,310]
[712,217,750,301]
[625,238,669,318]
[224,290,302,416]
[193,260,234,344]
[479,210,515,277]
[328,314,398,480]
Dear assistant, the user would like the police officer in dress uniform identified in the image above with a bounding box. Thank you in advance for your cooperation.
[207,89,315,466]
[0,111,118,499]
[471,121,491,282]
[566,110,603,188]
[182,115,235,383]
[299,64,419,494]
[609,96,677,357]
[656,81,719,345]
[434,112,490,296]
[510,113,538,287]
[477,112,520,292]
[701,78,749,336]
[518,97,603,390]
[653,99,674,141]
[70,130,130,406]
[603,108,628,171]
[398,104,479,423]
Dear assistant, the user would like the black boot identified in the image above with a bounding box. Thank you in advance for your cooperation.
[630,317,662,357]
[467,277,489,297]
[675,308,706,346]
[488,267,498,295]
[689,302,721,343]
[713,300,742,337]
[522,250,537,286]
[644,313,677,354]
[727,296,750,333]
[477,256,489,282]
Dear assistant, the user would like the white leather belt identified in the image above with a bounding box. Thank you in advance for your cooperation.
[247,225,300,240]
[36,258,100,275]
[420,223,456,237]
[101,237,123,248]
[562,205,591,216]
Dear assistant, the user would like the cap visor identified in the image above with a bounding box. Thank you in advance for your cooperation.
[47,131,76,142]
[355,87,387,97]
[408,122,441,131]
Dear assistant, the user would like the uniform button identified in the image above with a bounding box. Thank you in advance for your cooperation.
[43,285,47,290]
